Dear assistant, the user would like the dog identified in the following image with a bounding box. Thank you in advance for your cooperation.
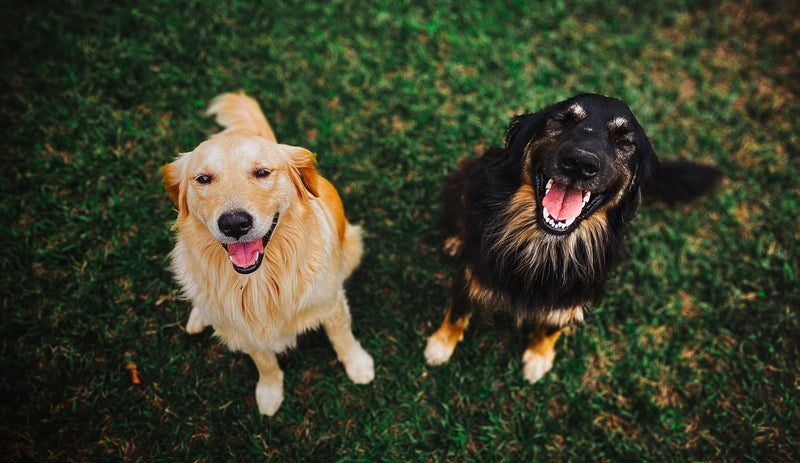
[163,92,374,415]
[424,93,721,383]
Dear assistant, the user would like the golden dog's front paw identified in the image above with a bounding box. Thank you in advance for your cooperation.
[186,306,209,334]
[255,380,284,416]
[521,348,555,384]
[342,345,374,384]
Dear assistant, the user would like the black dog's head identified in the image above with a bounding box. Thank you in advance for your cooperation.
[505,94,658,235]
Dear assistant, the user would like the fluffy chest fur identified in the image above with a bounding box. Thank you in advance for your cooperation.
[452,154,621,321]
[170,201,341,353]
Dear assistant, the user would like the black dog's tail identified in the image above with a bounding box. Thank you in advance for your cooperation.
[643,160,723,202]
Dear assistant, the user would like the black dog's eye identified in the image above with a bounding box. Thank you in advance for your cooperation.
[254,168,272,179]
[195,174,212,184]
[555,112,580,126]
[554,104,587,127]
[611,134,633,146]
[609,127,634,147]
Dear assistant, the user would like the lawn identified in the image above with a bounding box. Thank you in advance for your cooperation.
[1,0,798,461]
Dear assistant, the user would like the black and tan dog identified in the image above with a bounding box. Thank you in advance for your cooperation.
[425,93,720,383]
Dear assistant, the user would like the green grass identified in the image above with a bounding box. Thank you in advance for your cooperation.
[2,0,798,460]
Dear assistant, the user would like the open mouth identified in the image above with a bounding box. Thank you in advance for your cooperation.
[221,213,279,274]
[536,174,605,234]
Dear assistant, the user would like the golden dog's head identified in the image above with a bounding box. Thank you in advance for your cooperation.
[163,132,319,274]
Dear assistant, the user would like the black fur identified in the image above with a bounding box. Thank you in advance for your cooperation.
[442,93,720,327]
[643,160,723,201]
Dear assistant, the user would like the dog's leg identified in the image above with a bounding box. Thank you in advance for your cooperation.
[522,324,562,383]
[186,305,209,334]
[249,351,284,416]
[323,291,374,384]
[425,271,472,365]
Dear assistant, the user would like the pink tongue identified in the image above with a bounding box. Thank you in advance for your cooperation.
[226,239,264,268]
[542,182,584,221]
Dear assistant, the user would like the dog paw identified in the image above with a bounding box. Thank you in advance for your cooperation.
[342,346,374,384]
[521,349,555,384]
[255,381,284,416]
[443,236,463,257]
[424,331,456,366]
[186,306,209,334]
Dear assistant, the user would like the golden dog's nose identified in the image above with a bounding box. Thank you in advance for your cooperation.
[218,211,253,239]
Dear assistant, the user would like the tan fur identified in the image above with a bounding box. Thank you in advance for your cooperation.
[316,176,347,242]
[487,183,610,284]
[424,307,471,366]
[467,269,505,309]
[567,103,587,120]
[525,325,562,357]
[463,266,585,327]
[522,325,563,383]
[163,92,373,416]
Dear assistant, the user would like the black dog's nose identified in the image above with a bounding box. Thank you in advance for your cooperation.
[561,151,600,180]
[218,211,253,239]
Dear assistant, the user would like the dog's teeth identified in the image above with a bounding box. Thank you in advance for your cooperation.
[545,179,553,194]
[543,206,550,220]
[582,191,591,205]
[565,217,575,227]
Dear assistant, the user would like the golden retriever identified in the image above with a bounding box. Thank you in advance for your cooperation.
[163,92,374,415]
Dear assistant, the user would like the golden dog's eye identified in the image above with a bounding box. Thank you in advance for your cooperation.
[254,168,272,179]
[195,174,212,184]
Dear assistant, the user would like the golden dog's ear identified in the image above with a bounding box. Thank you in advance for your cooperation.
[287,147,320,199]
[161,155,190,222]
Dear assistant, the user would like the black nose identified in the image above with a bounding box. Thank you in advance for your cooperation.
[218,211,253,239]
[560,150,600,180]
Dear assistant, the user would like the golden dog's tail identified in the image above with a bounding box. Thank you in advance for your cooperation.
[342,223,364,279]
[206,92,277,142]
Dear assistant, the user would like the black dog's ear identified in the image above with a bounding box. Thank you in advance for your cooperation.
[504,111,549,154]
[634,130,659,189]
